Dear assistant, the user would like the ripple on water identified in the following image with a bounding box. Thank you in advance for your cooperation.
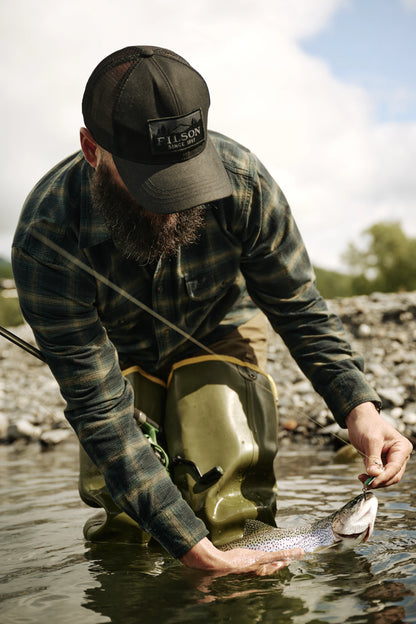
[1,444,416,624]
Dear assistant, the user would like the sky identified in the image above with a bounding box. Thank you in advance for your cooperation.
[1,0,415,270]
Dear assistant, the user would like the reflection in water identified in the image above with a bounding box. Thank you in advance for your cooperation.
[0,442,415,624]
[83,542,306,624]
[359,581,414,624]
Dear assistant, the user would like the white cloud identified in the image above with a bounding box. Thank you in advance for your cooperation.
[400,0,416,10]
[1,0,415,269]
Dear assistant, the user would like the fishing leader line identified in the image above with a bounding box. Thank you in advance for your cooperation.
[30,230,217,357]
[20,229,370,464]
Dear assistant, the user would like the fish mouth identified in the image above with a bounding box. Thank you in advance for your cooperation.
[334,525,371,544]
[331,492,378,547]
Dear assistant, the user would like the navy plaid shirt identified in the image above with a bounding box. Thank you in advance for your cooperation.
[12,131,380,557]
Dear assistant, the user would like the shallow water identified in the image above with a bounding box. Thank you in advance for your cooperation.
[1,441,415,624]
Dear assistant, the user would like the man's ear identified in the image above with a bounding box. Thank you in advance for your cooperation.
[80,127,99,168]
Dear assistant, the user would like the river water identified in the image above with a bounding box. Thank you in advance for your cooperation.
[1,440,415,624]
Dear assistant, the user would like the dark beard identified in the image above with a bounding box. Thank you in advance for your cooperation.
[90,162,206,263]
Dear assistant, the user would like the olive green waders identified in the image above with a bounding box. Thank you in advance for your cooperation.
[79,355,279,547]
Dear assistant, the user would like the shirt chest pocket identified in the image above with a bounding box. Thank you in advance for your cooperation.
[183,270,240,330]
[185,272,231,301]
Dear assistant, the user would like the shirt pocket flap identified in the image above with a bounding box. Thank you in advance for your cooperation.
[185,273,228,301]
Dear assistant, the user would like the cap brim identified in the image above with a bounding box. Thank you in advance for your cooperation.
[113,137,232,214]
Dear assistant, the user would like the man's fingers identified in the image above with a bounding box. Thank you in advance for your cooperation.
[234,547,303,566]
[346,403,413,489]
[361,436,413,487]
[360,442,411,487]
[249,548,304,576]
[222,546,304,575]
[360,462,407,489]
[181,537,303,576]
[256,548,303,563]
[255,561,292,576]
[364,455,385,476]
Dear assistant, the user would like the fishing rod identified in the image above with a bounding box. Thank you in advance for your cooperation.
[0,316,373,468]
[0,325,45,362]
[0,319,174,467]
[0,319,224,486]
[1,228,370,461]
[0,315,375,473]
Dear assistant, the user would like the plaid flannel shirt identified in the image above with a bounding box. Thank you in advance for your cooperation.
[12,131,380,557]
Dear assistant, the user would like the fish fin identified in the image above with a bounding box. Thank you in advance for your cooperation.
[243,519,270,535]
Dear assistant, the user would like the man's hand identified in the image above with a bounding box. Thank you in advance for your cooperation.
[345,402,413,488]
[180,537,303,576]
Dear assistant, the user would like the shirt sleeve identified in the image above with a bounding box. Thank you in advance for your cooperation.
[12,238,208,557]
[236,153,381,426]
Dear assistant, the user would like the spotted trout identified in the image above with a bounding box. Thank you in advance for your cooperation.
[222,492,378,554]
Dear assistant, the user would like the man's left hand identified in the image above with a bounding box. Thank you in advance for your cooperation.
[345,402,413,488]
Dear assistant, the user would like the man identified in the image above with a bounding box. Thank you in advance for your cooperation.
[12,46,412,576]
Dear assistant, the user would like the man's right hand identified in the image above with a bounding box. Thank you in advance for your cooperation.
[179,537,303,576]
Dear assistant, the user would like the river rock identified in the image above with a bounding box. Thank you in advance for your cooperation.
[268,290,416,445]
[357,323,372,338]
[0,411,8,440]
[403,406,416,427]
[40,429,73,448]
[8,418,42,441]
[1,290,416,449]
[377,387,406,408]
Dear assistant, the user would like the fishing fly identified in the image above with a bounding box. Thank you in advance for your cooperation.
[362,476,376,492]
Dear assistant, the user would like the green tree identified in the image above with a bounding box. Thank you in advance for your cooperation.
[0,258,13,279]
[313,266,355,299]
[342,221,416,293]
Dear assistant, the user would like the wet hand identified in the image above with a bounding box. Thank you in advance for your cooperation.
[345,402,413,488]
[180,537,303,577]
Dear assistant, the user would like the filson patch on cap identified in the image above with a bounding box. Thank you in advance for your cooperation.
[147,109,205,156]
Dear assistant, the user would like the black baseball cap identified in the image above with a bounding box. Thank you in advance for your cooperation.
[82,46,232,214]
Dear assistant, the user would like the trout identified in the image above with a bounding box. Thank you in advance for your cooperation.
[222,492,378,553]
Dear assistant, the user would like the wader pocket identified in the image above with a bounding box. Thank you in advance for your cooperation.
[164,355,279,546]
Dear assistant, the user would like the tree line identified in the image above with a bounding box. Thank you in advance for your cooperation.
[315,221,416,299]
[0,220,415,327]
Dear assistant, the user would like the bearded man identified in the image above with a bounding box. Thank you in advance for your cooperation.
[12,46,412,576]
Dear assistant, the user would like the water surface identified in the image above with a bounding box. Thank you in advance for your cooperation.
[1,441,415,623]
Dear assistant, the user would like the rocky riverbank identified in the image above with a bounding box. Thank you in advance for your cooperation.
[267,291,416,448]
[1,290,416,450]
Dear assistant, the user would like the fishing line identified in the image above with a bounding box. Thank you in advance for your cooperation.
[17,229,368,462]
[31,230,217,356]
[305,414,368,461]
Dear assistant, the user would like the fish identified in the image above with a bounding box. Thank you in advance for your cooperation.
[222,492,378,554]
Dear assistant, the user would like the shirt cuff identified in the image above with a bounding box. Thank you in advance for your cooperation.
[148,496,209,558]
[322,371,382,428]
